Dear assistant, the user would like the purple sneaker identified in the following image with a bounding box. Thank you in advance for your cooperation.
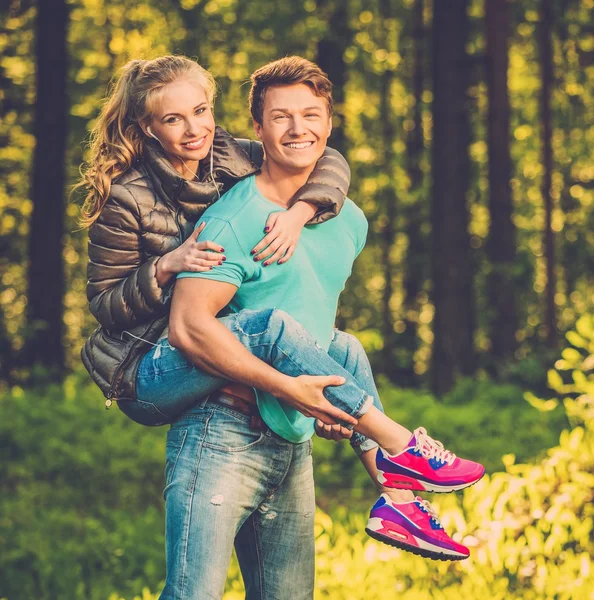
[365,494,469,560]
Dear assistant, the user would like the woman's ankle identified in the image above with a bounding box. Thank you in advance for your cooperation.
[382,488,415,504]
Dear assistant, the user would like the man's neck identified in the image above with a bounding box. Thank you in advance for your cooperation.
[256,160,315,208]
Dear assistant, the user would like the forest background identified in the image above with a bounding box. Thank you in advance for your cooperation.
[1,0,593,598]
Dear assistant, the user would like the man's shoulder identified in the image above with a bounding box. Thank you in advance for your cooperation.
[341,197,367,226]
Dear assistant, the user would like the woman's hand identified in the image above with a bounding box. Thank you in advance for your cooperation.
[277,374,358,428]
[156,222,226,287]
[251,201,317,266]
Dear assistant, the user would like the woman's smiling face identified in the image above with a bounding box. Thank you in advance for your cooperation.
[147,78,215,178]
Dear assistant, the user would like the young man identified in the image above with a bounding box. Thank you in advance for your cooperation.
[164,57,476,599]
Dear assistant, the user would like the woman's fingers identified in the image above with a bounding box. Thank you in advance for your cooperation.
[262,244,289,266]
[277,245,295,265]
[191,222,206,240]
[251,232,274,257]
[196,240,225,252]
[193,249,225,262]
[253,236,284,262]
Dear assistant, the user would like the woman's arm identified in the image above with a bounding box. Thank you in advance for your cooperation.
[235,140,350,224]
[87,185,223,331]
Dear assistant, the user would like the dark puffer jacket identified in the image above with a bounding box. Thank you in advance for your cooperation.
[81,127,350,406]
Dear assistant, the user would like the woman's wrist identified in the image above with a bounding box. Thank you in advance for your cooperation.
[155,253,174,288]
[289,200,317,225]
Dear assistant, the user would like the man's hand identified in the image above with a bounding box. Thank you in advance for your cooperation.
[276,374,358,427]
[315,420,353,442]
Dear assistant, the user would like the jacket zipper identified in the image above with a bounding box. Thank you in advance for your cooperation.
[105,321,155,408]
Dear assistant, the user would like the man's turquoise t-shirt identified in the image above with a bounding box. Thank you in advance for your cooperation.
[177,175,368,443]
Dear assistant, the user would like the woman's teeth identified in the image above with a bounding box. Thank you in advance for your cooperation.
[182,138,205,149]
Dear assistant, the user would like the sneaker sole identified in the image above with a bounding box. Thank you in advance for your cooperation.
[365,518,468,561]
[377,470,485,493]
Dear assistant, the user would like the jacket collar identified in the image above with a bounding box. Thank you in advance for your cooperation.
[142,126,258,218]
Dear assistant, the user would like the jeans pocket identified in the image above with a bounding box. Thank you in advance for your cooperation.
[117,399,169,426]
[202,408,265,452]
[164,428,188,487]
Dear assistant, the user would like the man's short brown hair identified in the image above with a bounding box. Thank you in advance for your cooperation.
[249,56,333,124]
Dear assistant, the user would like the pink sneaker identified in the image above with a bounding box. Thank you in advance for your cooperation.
[366,494,469,560]
[376,427,485,493]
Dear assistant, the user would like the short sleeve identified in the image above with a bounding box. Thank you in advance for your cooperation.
[356,215,369,257]
[176,218,255,287]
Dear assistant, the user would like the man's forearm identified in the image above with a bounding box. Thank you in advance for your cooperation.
[169,313,294,399]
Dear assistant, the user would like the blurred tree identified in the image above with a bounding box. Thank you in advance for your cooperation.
[24,0,69,378]
[538,0,557,348]
[485,0,518,367]
[377,0,399,381]
[316,0,351,157]
[401,0,428,385]
[430,0,475,394]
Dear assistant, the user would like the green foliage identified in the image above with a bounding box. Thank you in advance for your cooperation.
[0,376,167,600]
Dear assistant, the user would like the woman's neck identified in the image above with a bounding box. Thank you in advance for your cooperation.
[167,153,200,181]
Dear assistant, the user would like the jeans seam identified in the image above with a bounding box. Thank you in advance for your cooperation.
[178,412,211,600]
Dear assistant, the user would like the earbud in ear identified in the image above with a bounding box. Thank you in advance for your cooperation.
[146,126,158,140]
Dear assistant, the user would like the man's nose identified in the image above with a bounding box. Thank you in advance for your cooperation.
[289,117,306,135]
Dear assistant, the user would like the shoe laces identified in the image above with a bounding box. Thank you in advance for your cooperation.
[415,497,443,529]
[414,427,456,466]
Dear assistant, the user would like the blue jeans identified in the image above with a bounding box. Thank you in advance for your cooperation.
[159,399,315,599]
[124,308,384,454]
[121,308,385,599]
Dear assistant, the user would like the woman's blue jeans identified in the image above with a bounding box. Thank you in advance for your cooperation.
[120,308,385,599]
[125,308,384,454]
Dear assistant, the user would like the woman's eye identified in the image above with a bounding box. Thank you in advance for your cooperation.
[196,107,206,115]
[166,117,179,124]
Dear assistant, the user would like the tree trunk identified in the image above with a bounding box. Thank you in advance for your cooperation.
[316,0,351,331]
[401,0,427,385]
[485,0,518,367]
[25,0,69,376]
[430,0,474,395]
[315,0,350,157]
[538,0,557,347]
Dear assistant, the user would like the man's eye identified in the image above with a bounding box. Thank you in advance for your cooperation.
[305,114,319,118]
[274,115,288,121]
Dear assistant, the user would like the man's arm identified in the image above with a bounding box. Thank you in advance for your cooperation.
[168,278,357,426]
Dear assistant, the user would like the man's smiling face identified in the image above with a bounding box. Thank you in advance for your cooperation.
[254,83,332,174]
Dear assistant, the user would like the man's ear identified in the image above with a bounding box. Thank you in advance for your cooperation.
[253,121,263,139]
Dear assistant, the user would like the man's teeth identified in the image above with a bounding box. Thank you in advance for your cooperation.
[285,142,313,149]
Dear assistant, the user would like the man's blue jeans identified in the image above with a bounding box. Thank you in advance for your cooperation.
[123,308,384,599]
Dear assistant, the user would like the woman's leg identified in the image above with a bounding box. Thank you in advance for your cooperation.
[132,307,482,493]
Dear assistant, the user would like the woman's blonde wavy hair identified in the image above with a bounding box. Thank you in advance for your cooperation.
[75,55,216,227]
